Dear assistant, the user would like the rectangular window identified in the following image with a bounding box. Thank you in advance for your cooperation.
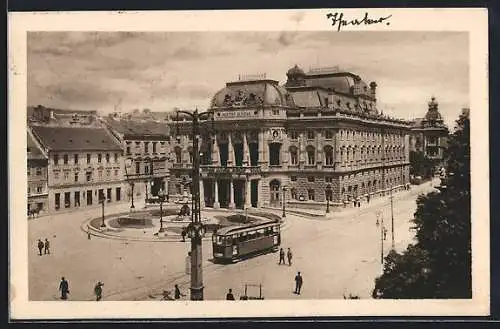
[63,154,68,164]
[74,172,79,182]
[106,169,111,177]
[325,130,333,139]
[176,184,182,194]
[290,131,298,140]
[307,176,315,182]
[64,192,70,208]
[98,170,103,178]
[116,187,121,201]
[114,153,118,162]
[27,186,31,194]
[74,191,80,207]
[308,189,315,201]
[98,154,102,163]
[291,176,297,182]
[54,172,59,180]
[114,169,118,176]
[153,142,157,153]
[55,193,60,210]
[107,188,112,202]
[106,153,110,163]
[63,172,69,180]
[145,165,150,175]
[144,142,149,153]
[87,154,91,164]
[272,109,280,115]
[307,130,315,140]
[98,189,104,202]
[325,177,333,183]
[126,146,131,155]
[135,162,140,174]
[27,167,31,176]
[86,172,91,182]
[74,154,79,164]
[86,190,92,206]
[53,154,59,165]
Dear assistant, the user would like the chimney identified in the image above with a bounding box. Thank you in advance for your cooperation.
[369,81,377,100]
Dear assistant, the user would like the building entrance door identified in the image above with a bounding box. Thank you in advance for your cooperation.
[87,190,93,205]
[234,180,245,209]
[269,180,281,207]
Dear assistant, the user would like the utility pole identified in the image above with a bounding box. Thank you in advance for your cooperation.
[390,185,395,250]
[378,211,384,264]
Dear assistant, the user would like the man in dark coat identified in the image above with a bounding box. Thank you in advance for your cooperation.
[37,239,44,256]
[294,272,303,295]
[279,248,285,265]
[59,277,69,300]
[226,288,235,300]
[287,248,293,266]
[44,238,50,255]
[94,281,104,301]
[174,284,185,300]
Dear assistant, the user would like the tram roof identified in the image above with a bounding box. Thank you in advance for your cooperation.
[216,219,279,236]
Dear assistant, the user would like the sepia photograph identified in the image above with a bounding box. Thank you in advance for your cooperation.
[9,9,489,319]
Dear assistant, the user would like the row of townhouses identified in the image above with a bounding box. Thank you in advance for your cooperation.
[26,65,450,215]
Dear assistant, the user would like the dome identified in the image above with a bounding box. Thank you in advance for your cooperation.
[424,97,443,122]
[286,64,305,77]
[210,81,293,108]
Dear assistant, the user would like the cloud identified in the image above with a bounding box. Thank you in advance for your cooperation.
[27,31,469,125]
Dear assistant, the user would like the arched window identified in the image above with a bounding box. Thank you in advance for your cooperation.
[187,147,193,164]
[306,146,315,165]
[324,146,334,166]
[289,146,298,165]
[174,147,182,163]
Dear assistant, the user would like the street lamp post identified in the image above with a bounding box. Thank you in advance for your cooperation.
[124,159,135,210]
[377,211,384,264]
[325,185,332,214]
[158,189,166,233]
[100,197,106,228]
[281,185,287,219]
[175,108,213,301]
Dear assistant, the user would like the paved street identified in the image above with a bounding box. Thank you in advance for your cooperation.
[28,181,438,301]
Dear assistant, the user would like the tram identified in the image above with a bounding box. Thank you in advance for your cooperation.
[212,220,281,263]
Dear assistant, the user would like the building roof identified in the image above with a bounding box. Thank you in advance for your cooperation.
[103,117,170,138]
[289,90,322,108]
[27,130,47,160]
[31,126,122,152]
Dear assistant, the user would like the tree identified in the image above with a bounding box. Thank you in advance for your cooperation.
[409,150,439,180]
[373,111,470,299]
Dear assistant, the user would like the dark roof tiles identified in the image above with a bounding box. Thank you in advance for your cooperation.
[31,126,122,151]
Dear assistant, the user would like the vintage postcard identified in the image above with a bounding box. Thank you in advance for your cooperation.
[8,8,489,319]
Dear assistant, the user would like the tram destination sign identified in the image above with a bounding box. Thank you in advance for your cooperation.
[216,110,258,120]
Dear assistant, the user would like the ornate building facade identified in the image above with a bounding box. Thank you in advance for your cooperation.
[409,97,449,164]
[29,125,125,212]
[169,66,411,210]
[103,116,171,201]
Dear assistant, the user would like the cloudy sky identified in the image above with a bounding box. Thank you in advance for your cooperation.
[28,31,468,127]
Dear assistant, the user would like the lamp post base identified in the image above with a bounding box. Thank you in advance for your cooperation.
[158,227,165,233]
[190,286,204,301]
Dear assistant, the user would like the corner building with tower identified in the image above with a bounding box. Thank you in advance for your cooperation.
[169,65,411,211]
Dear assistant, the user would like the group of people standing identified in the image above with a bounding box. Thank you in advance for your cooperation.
[278,247,293,266]
[36,238,50,256]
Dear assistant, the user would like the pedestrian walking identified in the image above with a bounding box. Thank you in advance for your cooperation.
[383,228,388,240]
[87,232,91,240]
[287,248,293,266]
[44,238,50,255]
[174,284,186,300]
[37,239,44,256]
[94,281,104,301]
[376,219,379,227]
[279,248,285,265]
[181,229,186,242]
[59,277,69,300]
[226,288,235,300]
[294,272,303,295]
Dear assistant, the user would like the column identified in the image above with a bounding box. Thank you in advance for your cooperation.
[228,179,235,209]
[211,135,220,166]
[213,179,220,209]
[243,132,250,166]
[200,179,205,209]
[258,131,264,164]
[299,132,305,163]
[227,133,235,166]
[245,178,252,208]
[256,179,262,208]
